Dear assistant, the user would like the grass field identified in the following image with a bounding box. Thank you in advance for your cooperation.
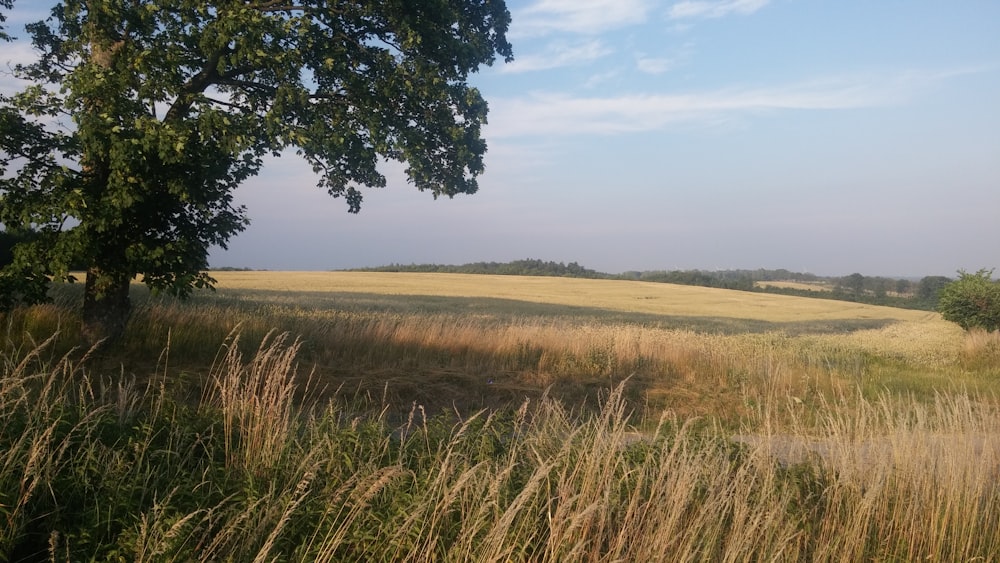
[215,271,893,320]
[9,270,971,419]
[3,271,1000,560]
[5,270,992,423]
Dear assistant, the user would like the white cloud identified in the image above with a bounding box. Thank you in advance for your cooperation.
[485,69,973,138]
[668,0,771,20]
[514,0,653,36]
[501,40,613,73]
[635,56,676,75]
[582,70,621,89]
[0,41,41,96]
[0,40,39,68]
[635,42,694,75]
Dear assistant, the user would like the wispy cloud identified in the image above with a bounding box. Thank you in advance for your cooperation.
[635,56,677,75]
[513,0,653,36]
[486,69,979,138]
[501,40,613,73]
[635,43,694,75]
[668,0,770,20]
[583,70,621,89]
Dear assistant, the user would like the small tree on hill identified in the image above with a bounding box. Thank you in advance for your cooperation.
[937,269,1000,332]
[0,0,512,343]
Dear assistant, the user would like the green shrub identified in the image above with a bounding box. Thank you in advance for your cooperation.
[938,269,1000,332]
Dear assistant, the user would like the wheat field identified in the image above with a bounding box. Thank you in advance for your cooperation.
[212,271,919,322]
[196,272,971,411]
[12,270,985,419]
[206,271,958,365]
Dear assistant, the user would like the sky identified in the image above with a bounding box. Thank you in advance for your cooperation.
[4,1,1000,277]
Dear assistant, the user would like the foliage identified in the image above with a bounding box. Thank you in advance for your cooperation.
[917,275,953,307]
[358,258,605,278]
[938,269,1000,332]
[0,228,53,309]
[620,269,755,290]
[0,0,10,41]
[839,272,865,296]
[0,227,36,268]
[0,0,512,340]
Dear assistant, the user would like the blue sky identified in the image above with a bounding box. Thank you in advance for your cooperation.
[5,1,1000,276]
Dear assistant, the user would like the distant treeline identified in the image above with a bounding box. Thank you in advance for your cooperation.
[755,276,951,311]
[355,259,605,279]
[615,268,820,290]
[352,260,952,311]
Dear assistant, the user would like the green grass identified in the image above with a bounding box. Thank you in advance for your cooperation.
[2,271,999,560]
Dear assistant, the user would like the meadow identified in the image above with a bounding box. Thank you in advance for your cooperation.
[2,271,1000,561]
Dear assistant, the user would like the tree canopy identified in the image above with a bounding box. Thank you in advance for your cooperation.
[0,0,512,341]
[938,269,1000,332]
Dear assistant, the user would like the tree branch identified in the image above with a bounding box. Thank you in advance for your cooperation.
[214,78,277,96]
[202,95,250,112]
[164,49,226,123]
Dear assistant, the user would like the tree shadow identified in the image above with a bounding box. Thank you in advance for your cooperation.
[54,284,902,421]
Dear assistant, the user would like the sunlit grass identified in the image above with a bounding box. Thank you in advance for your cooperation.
[1,271,984,427]
[1,333,998,561]
[2,271,999,559]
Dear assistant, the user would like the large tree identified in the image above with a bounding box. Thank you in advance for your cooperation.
[0,0,511,342]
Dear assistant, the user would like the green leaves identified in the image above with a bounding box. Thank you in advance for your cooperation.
[938,269,1000,332]
[0,0,13,42]
[1,0,512,322]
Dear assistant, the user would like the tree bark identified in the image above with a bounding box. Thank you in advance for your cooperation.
[81,267,132,345]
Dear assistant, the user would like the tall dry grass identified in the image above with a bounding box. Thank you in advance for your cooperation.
[1,278,982,428]
[961,328,1000,371]
[2,334,999,561]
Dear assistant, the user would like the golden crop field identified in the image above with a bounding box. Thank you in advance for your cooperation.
[206,270,959,369]
[213,271,901,321]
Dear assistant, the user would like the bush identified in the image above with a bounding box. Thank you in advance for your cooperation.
[938,269,1000,332]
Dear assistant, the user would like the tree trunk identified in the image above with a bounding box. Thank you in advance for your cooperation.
[82,267,132,345]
